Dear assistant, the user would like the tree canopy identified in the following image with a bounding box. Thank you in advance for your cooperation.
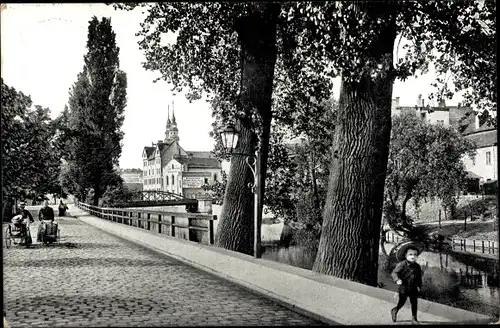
[1,79,63,209]
[63,16,128,205]
[384,109,477,236]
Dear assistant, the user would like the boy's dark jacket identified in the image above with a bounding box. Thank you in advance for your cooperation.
[391,260,422,293]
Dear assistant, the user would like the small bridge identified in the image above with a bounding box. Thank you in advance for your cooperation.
[115,190,199,209]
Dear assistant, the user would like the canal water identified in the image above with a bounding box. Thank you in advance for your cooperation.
[262,241,499,318]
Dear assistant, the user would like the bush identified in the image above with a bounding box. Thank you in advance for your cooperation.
[100,185,134,207]
[482,180,498,195]
[455,196,497,221]
[290,193,322,249]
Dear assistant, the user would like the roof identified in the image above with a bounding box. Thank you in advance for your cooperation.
[394,106,454,112]
[466,171,482,180]
[143,146,155,159]
[173,156,221,169]
[185,151,216,158]
[465,129,497,148]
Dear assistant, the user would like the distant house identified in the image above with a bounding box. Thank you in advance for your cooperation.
[391,96,497,190]
[142,104,223,198]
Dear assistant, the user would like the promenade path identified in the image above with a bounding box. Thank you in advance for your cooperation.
[3,209,323,327]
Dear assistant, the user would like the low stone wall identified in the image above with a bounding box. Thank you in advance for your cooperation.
[73,208,495,325]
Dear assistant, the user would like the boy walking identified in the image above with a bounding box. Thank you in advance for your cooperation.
[390,242,423,324]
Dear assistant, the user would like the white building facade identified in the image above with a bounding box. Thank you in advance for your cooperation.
[142,104,223,198]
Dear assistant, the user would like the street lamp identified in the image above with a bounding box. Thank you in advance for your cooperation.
[219,124,262,258]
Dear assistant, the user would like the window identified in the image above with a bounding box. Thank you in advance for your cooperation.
[486,151,492,165]
[172,175,175,185]
[421,113,426,119]
[166,176,169,185]
[214,173,217,181]
[437,120,444,125]
[172,164,174,169]
[204,178,209,184]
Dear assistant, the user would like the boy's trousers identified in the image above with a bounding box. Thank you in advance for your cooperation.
[395,291,418,316]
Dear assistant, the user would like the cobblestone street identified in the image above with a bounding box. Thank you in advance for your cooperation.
[3,213,323,327]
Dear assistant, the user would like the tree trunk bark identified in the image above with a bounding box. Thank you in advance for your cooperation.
[313,7,396,287]
[215,4,279,255]
[310,148,321,211]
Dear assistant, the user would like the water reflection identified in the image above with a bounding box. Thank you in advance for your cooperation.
[262,240,499,318]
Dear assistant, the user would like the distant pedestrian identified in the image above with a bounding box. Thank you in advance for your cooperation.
[58,200,68,217]
[390,242,423,324]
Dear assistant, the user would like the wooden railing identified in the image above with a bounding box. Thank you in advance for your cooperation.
[451,238,498,255]
[77,201,217,245]
[385,231,499,256]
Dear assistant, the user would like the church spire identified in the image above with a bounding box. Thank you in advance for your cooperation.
[167,104,171,125]
[172,101,176,124]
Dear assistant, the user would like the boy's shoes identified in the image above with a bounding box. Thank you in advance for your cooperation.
[412,317,419,325]
[390,308,398,323]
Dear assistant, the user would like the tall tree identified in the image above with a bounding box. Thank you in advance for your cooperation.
[310,0,495,286]
[112,3,333,255]
[64,16,128,205]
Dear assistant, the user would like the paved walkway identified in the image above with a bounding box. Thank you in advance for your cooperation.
[3,212,323,327]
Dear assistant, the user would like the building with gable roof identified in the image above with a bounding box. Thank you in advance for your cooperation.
[142,103,223,198]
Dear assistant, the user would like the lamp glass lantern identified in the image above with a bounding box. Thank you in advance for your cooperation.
[219,124,239,154]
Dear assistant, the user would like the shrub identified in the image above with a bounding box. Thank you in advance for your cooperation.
[455,196,498,221]
[100,185,134,207]
[290,193,322,249]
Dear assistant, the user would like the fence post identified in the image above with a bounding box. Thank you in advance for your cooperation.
[482,240,485,253]
[473,240,476,252]
[147,213,151,230]
[136,212,140,226]
[158,214,162,234]
[171,216,175,237]
[208,215,215,245]
[187,218,192,241]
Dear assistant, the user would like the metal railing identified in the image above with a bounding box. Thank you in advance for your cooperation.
[77,201,217,245]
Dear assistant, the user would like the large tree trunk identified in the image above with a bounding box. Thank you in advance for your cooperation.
[215,4,279,255]
[312,6,396,286]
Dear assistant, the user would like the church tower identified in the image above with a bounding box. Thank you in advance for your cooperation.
[164,104,171,142]
[165,102,179,143]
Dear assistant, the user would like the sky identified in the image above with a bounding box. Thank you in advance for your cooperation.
[1,3,465,169]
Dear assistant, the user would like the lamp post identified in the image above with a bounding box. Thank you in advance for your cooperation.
[219,124,262,258]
